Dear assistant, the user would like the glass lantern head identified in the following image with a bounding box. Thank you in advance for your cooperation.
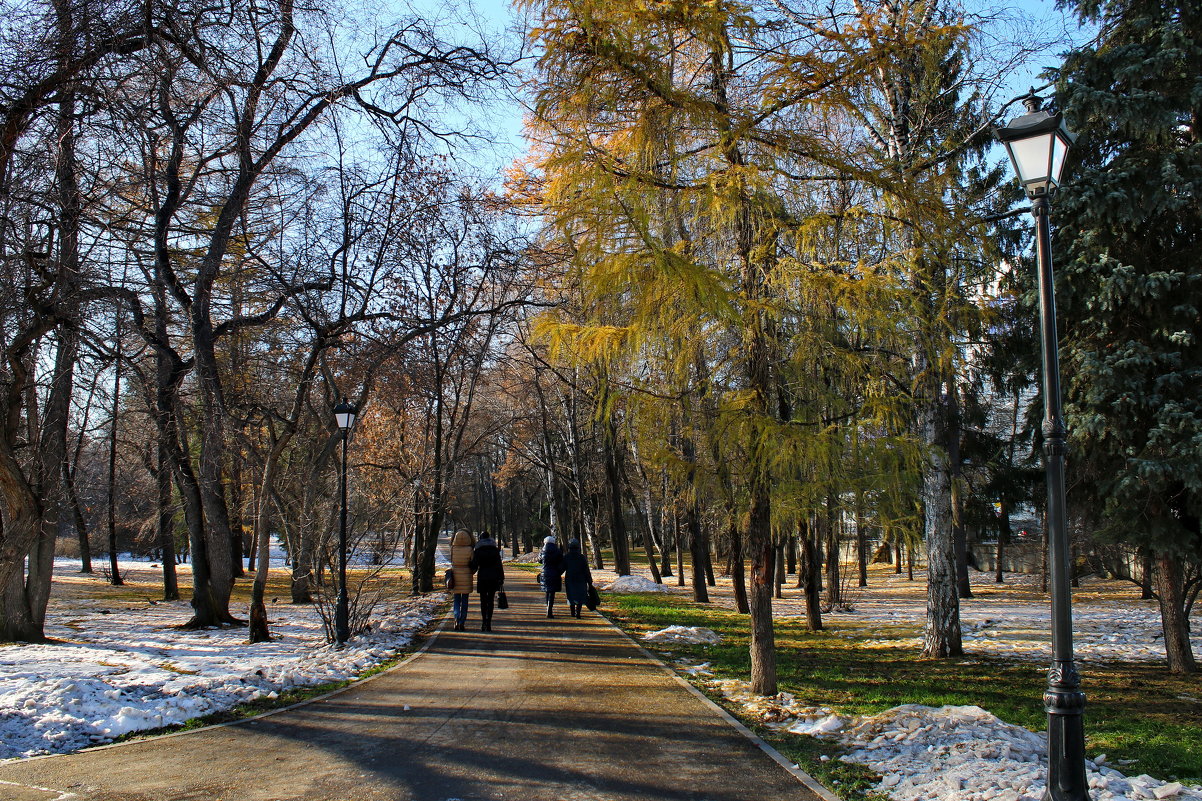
[333,400,357,431]
[995,92,1076,198]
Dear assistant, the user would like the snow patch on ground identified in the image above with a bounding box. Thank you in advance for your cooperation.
[702,674,1202,801]
[606,575,674,593]
[642,625,722,645]
[0,558,441,761]
[810,572,1202,666]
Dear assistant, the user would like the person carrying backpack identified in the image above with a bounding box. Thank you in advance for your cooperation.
[448,529,475,630]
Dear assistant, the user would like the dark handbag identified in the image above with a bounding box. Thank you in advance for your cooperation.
[586,583,599,611]
[443,569,454,590]
[496,590,509,610]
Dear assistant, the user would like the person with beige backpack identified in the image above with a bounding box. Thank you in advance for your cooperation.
[446,530,475,630]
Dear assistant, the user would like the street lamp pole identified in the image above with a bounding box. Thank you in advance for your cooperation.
[995,92,1087,801]
[1033,189,1087,801]
[333,400,357,646]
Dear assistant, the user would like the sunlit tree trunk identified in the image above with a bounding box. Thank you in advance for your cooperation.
[920,377,962,657]
[1154,552,1197,674]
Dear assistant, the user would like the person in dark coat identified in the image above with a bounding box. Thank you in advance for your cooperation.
[562,539,593,619]
[538,535,564,618]
[470,531,505,632]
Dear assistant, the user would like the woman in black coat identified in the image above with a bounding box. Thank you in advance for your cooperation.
[562,539,592,618]
[470,531,505,632]
[538,535,564,618]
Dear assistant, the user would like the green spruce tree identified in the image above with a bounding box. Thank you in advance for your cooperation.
[1054,0,1202,673]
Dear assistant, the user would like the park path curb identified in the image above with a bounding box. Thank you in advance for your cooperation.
[597,607,842,801]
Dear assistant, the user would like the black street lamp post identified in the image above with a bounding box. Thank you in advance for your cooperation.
[333,399,357,646]
[995,92,1086,801]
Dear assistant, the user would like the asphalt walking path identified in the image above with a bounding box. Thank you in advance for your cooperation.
[0,568,830,801]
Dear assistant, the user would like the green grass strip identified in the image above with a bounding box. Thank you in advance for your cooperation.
[603,591,1202,797]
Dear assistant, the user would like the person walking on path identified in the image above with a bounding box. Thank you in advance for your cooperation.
[470,531,505,631]
[562,538,592,619]
[538,535,564,618]
[448,530,475,631]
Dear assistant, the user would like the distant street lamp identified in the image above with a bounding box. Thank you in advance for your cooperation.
[333,399,358,645]
[995,91,1085,801]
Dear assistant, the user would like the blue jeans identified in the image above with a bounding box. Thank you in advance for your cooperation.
[453,593,469,623]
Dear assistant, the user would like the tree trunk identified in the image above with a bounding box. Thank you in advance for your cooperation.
[774,542,785,599]
[686,502,709,604]
[106,314,124,586]
[675,515,685,586]
[632,495,663,583]
[856,489,868,588]
[823,495,841,610]
[157,437,179,601]
[948,382,972,599]
[678,435,708,602]
[143,105,210,619]
[587,494,604,570]
[12,321,74,642]
[1153,552,1197,674]
[1140,548,1154,599]
[64,372,94,574]
[0,572,38,642]
[249,444,289,643]
[247,518,259,572]
[730,522,749,614]
[799,518,822,631]
[249,360,326,640]
[747,513,776,695]
[920,384,962,658]
[189,320,240,626]
[152,335,204,609]
[703,533,715,587]
[603,417,632,576]
[64,464,91,573]
[228,452,245,578]
[27,324,78,639]
[658,490,674,578]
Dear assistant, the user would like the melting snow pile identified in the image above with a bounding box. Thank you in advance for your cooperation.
[705,675,843,735]
[642,625,722,645]
[607,575,674,593]
[0,588,442,761]
[703,676,1202,801]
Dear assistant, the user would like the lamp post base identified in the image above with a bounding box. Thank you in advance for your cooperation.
[1044,660,1088,801]
[335,591,350,646]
